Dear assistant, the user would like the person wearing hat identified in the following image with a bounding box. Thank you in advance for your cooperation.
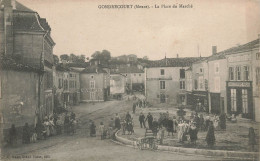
[145,112,153,130]
[139,112,145,128]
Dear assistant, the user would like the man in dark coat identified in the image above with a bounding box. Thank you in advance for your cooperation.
[115,113,121,130]
[139,112,146,128]
[125,112,131,123]
[206,121,215,148]
[189,122,198,145]
[145,112,153,130]
[132,103,136,114]
[90,120,96,137]
[22,123,30,144]
[219,113,226,130]
[152,118,159,136]
[9,124,17,146]
[64,113,70,134]
[167,119,174,136]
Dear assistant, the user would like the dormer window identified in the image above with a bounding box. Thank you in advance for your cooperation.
[91,75,94,79]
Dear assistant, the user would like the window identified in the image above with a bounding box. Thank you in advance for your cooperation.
[180,80,185,89]
[229,67,234,80]
[199,76,204,90]
[64,80,68,90]
[160,81,165,89]
[70,74,72,77]
[139,74,141,76]
[242,89,248,113]
[91,75,94,79]
[180,69,185,79]
[256,67,260,85]
[90,81,95,89]
[236,66,241,80]
[194,79,198,90]
[160,69,165,75]
[215,63,219,74]
[256,52,260,60]
[58,78,63,89]
[200,68,203,73]
[134,74,136,76]
[244,66,249,81]
[214,77,220,92]
[231,89,237,112]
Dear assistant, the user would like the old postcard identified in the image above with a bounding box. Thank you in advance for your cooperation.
[0,0,259,160]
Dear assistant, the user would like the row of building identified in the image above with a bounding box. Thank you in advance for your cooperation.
[145,39,260,122]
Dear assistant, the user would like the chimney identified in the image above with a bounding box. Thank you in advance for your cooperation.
[3,0,14,56]
[212,46,217,55]
[177,54,179,58]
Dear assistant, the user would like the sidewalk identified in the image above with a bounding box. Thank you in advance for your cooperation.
[115,104,259,159]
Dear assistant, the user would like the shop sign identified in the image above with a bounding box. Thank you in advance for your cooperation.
[228,82,250,88]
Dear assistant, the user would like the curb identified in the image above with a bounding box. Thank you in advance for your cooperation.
[115,130,259,159]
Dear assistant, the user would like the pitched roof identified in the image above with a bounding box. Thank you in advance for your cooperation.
[110,66,144,74]
[15,1,35,12]
[207,38,259,61]
[217,38,259,55]
[81,66,107,74]
[148,57,202,67]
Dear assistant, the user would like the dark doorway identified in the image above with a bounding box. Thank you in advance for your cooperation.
[160,93,166,103]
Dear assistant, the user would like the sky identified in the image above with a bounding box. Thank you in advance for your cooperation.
[19,0,260,60]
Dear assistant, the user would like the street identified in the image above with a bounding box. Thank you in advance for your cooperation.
[2,98,218,161]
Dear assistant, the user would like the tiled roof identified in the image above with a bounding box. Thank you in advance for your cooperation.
[13,13,45,32]
[217,38,259,55]
[56,64,70,72]
[207,38,259,61]
[70,67,85,73]
[81,66,107,74]
[15,1,35,12]
[110,66,144,74]
[148,57,202,67]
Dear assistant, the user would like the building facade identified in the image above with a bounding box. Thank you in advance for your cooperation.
[0,0,55,124]
[110,74,126,98]
[145,57,201,105]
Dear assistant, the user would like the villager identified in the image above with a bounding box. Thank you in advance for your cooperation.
[146,112,153,130]
[22,123,30,144]
[108,118,114,138]
[9,124,17,146]
[71,112,76,120]
[166,118,174,136]
[56,116,63,135]
[206,121,215,148]
[231,114,237,123]
[177,121,185,142]
[90,120,96,137]
[158,113,163,129]
[125,112,132,122]
[139,112,146,128]
[199,114,205,131]
[49,117,55,136]
[193,113,200,129]
[205,115,210,130]
[64,113,70,134]
[219,113,226,130]
[158,127,165,145]
[139,99,142,108]
[115,113,121,130]
[30,129,37,143]
[189,122,198,145]
[152,118,159,136]
[248,127,256,151]
[172,116,178,133]
[132,103,136,114]
[213,115,220,130]
[99,122,105,140]
[43,117,50,137]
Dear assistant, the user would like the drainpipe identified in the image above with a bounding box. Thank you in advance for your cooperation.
[38,31,48,121]
[207,60,211,114]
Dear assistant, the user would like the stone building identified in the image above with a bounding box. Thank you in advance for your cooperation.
[0,0,55,143]
[145,57,201,105]
[80,60,110,102]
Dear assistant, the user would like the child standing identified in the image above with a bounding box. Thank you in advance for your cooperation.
[99,122,105,140]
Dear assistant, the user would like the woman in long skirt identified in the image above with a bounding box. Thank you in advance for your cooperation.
[206,121,215,148]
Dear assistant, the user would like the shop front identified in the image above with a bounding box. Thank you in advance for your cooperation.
[226,81,253,119]
[192,91,209,113]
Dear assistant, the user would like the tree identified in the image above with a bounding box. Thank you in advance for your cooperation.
[69,53,78,63]
[53,54,59,65]
[143,56,149,60]
[60,54,69,62]
[91,50,111,62]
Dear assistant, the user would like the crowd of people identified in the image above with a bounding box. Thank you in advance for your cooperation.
[8,111,77,147]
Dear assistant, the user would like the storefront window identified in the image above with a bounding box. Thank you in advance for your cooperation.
[242,89,248,113]
[231,89,237,112]
[160,81,165,89]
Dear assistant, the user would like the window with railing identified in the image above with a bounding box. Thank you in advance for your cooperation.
[243,66,249,81]
[160,81,165,89]
[180,80,185,89]
[231,89,237,112]
[236,66,241,80]
[229,67,234,80]
[160,69,165,75]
